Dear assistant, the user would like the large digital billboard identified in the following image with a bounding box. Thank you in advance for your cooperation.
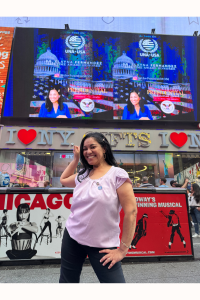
[3,28,198,121]
[0,27,14,117]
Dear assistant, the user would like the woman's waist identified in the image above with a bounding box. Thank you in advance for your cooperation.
[67,212,120,232]
[12,232,32,240]
[11,239,32,250]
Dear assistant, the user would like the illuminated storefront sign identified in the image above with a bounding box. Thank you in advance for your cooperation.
[1,126,200,151]
[0,27,14,116]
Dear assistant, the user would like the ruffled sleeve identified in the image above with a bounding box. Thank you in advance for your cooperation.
[115,167,132,189]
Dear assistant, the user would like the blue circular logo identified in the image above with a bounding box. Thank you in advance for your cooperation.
[66,35,85,50]
[139,39,158,53]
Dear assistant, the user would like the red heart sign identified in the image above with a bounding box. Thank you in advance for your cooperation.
[170,132,188,148]
[17,129,37,145]
[62,155,66,158]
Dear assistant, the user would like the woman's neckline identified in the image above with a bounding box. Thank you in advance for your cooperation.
[88,166,114,181]
[134,106,140,116]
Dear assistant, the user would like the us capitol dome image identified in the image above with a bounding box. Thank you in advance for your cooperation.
[112,51,137,80]
[34,48,60,77]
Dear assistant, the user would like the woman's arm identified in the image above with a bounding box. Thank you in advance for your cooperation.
[60,145,80,187]
[40,216,44,226]
[181,178,188,188]
[122,105,128,120]
[38,103,46,118]
[21,222,38,233]
[99,181,137,269]
[117,181,137,249]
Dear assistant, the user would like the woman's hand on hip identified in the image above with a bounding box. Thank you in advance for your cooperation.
[99,248,127,269]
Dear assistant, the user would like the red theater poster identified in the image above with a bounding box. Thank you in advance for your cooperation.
[120,192,193,257]
[0,27,14,116]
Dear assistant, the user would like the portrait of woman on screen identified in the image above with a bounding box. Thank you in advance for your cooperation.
[122,88,153,120]
[39,86,71,119]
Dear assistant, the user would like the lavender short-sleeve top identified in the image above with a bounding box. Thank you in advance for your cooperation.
[66,166,132,248]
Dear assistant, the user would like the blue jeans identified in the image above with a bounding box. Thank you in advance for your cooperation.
[190,208,200,234]
[59,229,126,283]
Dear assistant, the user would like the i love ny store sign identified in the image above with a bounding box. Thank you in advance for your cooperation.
[0,126,200,152]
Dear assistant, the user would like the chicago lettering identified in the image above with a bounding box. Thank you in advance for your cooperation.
[0,193,72,210]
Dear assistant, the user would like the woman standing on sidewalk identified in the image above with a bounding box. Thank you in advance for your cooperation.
[188,183,200,238]
[59,132,137,283]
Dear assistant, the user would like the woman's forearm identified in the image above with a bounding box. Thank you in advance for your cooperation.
[60,158,79,181]
[22,225,38,233]
[120,210,137,253]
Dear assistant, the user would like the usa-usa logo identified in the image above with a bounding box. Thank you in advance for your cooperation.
[139,39,158,53]
[65,35,86,50]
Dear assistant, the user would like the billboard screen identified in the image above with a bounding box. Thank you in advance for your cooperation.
[0,27,14,116]
[3,28,197,121]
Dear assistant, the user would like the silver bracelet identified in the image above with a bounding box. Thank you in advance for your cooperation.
[121,240,129,249]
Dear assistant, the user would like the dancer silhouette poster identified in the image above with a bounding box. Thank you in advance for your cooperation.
[119,192,193,257]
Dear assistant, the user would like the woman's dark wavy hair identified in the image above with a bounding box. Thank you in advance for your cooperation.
[45,86,64,112]
[192,183,200,204]
[17,203,30,221]
[127,88,145,114]
[77,132,118,182]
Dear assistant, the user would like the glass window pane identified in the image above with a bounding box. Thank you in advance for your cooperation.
[0,150,52,187]
[135,153,159,186]
[113,153,134,184]
[158,153,174,187]
[52,152,77,188]
[0,150,24,187]
[23,151,52,187]
[174,153,200,187]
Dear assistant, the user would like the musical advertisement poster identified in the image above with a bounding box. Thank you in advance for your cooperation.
[0,191,193,261]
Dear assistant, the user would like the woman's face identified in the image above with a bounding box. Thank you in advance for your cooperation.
[19,210,30,221]
[49,89,60,103]
[83,137,105,166]
[191,185,194,192]
[46,209,50,214]
[130,92,140,106]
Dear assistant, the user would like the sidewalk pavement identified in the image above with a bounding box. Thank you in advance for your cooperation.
[1,229,200,283]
